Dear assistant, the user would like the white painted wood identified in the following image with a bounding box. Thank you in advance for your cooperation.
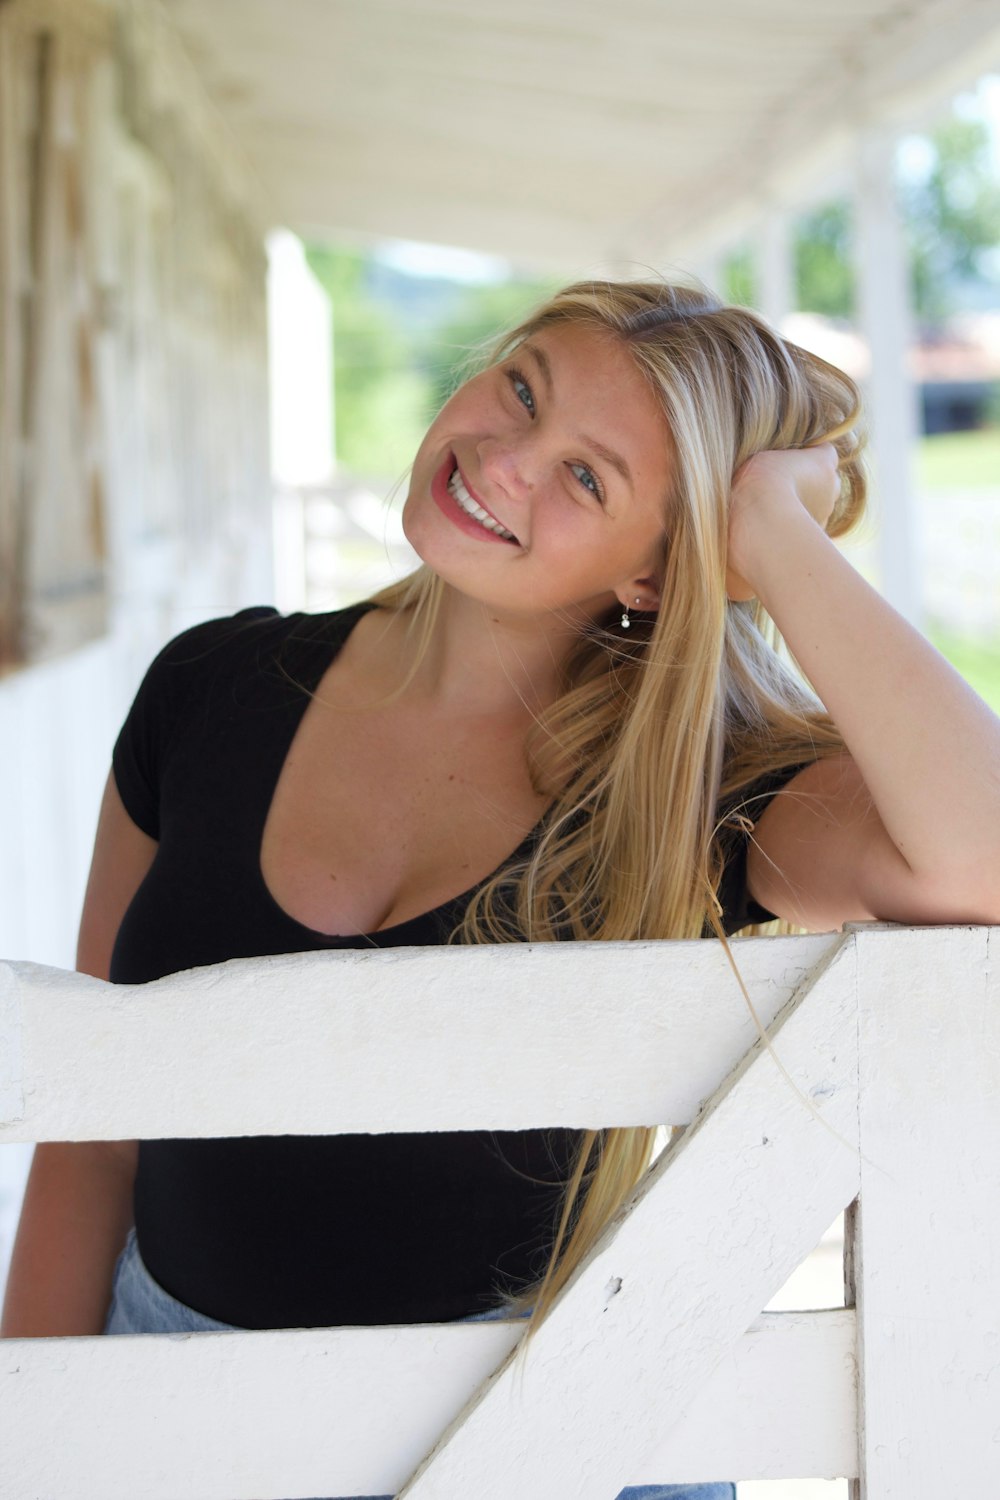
[266,229,334,487]
[4,926,999,1493]
[158,0,1000,268]
[851,925,1000,1497]
[758,206,795,330]
[854,127,922,627]
[0,933,841,1140]
[1,1310,856,1498]
[688,245,726,298]
[0,967,22,1128]
[0,633,120,970]
[642,1309,858,1484]
[0,8,22,668]
[399,935,860,1498]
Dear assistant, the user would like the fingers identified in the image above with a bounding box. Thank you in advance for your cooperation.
[726,445,843,600]
[737,445,840,529]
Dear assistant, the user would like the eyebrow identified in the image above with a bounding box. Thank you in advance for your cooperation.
[522,341,633,489]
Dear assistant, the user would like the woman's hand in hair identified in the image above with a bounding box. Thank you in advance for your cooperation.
[725,443,841,602]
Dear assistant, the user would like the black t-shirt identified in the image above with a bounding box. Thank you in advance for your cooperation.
[110,602,801,1329]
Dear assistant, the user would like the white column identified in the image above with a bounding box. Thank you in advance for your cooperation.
[266,229,334,486]
[266,230,334,612]
[690,244,725,298]
[854,129,922,626]
[850,924,1000,1497]
[757,206,795,329]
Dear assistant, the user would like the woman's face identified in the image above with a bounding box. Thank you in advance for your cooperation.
[402,322,673,622]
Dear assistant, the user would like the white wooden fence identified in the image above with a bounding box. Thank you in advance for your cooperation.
[1,923,998,1498]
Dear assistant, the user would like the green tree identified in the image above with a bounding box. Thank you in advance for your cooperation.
[795,202,854,319]
[722,108,1000,327]
[722,246,755,307]
[903,116,1000,321]
[305,245,430,477]
[422,276,560,414]
[722,213,854,319]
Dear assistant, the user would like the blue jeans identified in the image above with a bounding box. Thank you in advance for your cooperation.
[105,1228,736,1500]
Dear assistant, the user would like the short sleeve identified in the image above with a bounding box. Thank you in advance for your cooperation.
[714,762,812,934]
[111,606,279,839]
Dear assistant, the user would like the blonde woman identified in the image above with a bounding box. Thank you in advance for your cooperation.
[5,281,1000,1500]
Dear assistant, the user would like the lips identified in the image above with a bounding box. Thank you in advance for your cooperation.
[448,465,519,541]
[430,452,520,546]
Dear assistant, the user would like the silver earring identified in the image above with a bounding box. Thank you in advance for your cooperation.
[621,603,630,629]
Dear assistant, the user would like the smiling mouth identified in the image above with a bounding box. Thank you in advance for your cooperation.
[448,466,519,543]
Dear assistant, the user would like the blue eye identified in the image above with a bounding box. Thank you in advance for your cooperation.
[570,463,604,502]
[506,367,535,415]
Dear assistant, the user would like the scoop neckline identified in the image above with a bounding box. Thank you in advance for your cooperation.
[250,602,544,944]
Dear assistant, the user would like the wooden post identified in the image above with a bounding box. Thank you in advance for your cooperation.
[690,244,725,297]
[854,127,923,627]
[758,204,794,329]
[850,925,1000,1496]
[0,8,18,667]
[401,936,860,1497]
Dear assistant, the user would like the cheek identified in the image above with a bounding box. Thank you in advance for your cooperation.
[434,379,490,429]
[412,414,446,469]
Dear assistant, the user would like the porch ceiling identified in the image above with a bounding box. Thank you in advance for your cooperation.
[162,0,1000,269]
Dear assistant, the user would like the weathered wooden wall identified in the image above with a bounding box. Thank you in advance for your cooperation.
[0,0,271,671]
[0,0,275,995]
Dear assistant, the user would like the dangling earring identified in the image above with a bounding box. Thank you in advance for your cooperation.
[620,603,630,629]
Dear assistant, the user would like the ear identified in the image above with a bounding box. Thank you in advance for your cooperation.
[618,571,661,615]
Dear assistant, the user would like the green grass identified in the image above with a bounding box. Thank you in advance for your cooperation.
[930,628,1000,713]
[876,430,1000,712]
[917,428,1000,491]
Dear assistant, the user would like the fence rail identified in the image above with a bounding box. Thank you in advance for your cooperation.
[2,924,997,1498]
[0,932,840,1140]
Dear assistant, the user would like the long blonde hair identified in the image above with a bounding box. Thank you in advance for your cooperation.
[372,279,866,1329]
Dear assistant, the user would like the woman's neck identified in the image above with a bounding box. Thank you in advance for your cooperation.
[375,587,588,718]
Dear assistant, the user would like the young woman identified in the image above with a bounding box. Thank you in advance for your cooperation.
[5,280,1000,1500]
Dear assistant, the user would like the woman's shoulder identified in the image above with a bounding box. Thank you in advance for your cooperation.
[716,759,815,839]
[141,600,374,678]
[111,602,375,840]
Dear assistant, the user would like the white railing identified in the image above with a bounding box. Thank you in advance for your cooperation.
[1,924,997,1498]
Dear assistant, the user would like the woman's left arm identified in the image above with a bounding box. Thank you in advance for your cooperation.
[728,447,1000,931]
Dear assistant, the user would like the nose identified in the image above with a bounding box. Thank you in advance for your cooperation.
[476,435,536,503]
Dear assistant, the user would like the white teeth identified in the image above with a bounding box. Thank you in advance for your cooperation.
[448,468,516,541]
